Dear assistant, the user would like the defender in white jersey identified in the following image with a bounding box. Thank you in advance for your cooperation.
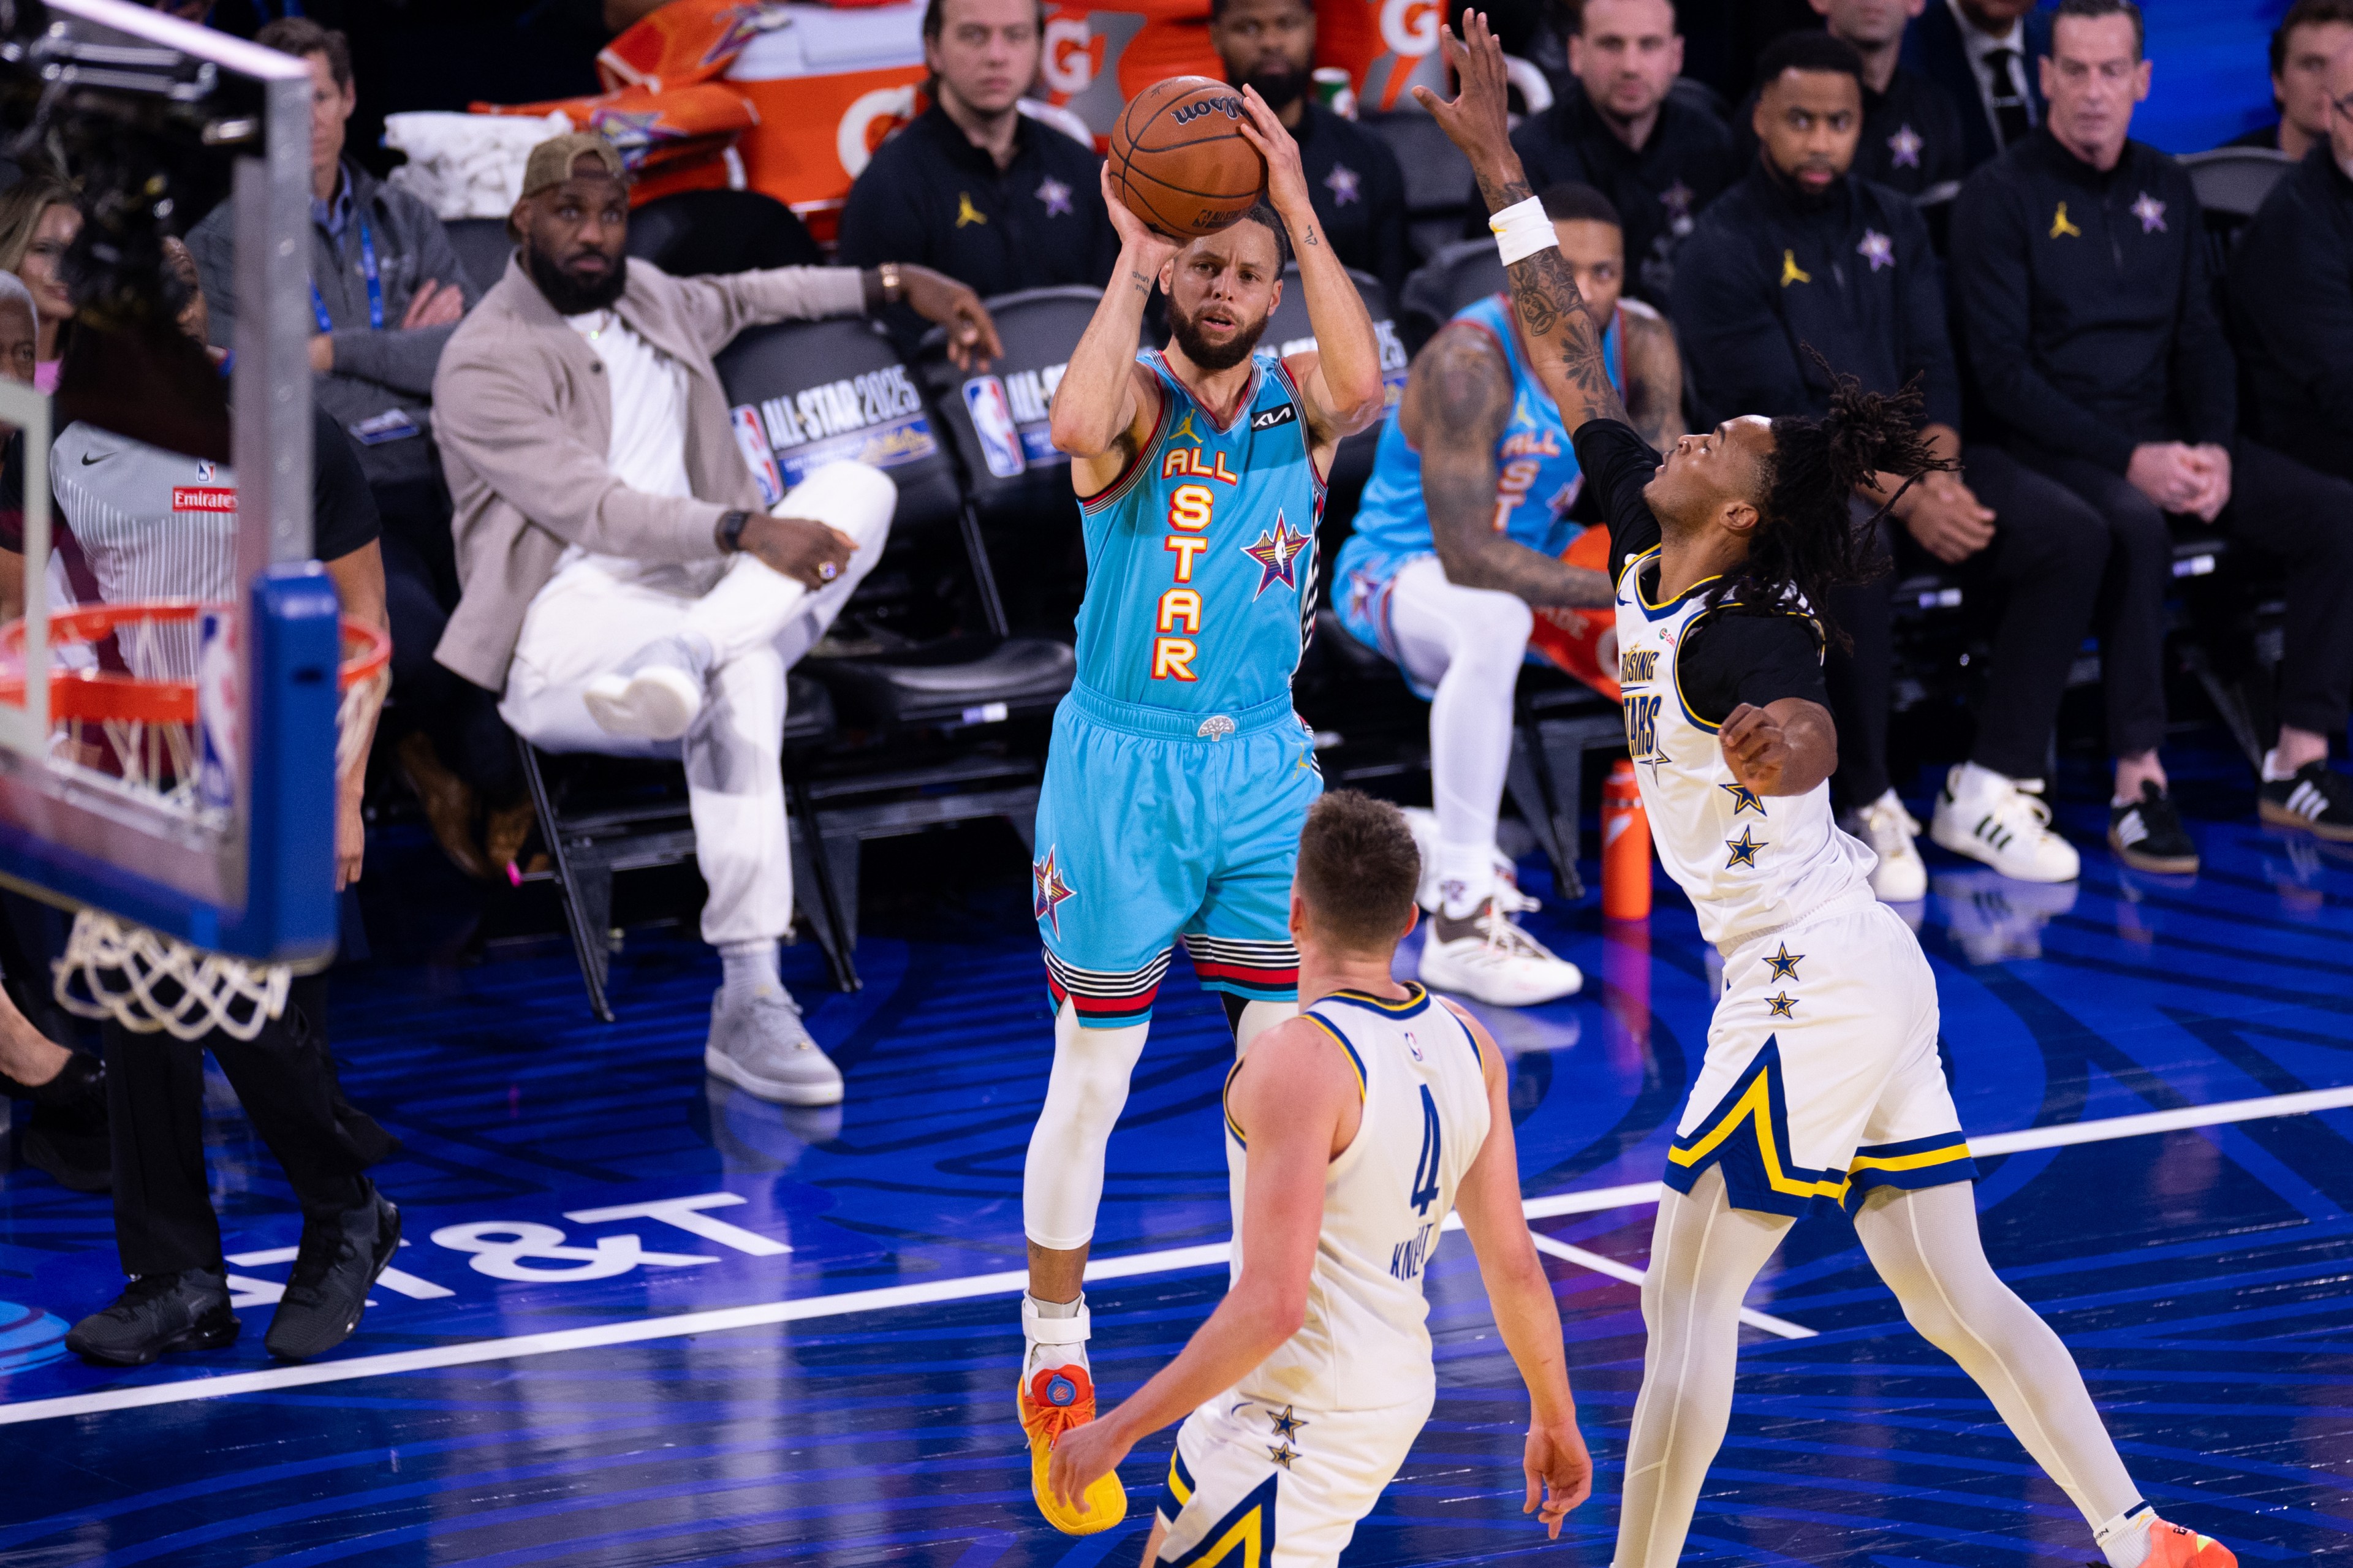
[1427,19,2244,1568]
[1045,791,1591,1565]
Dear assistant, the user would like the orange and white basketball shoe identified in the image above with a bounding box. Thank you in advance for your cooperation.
[1019,1297,1127,1536]
[2135,1520,2238,1568]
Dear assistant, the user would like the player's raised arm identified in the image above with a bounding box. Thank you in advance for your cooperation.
[1415,13,1630,436]
[1049,167,1178,474]
[1043,1017,1354,1512]
[1233,86,1384,449]
[1408,324,1614,610]
[1441,998,1592,1537]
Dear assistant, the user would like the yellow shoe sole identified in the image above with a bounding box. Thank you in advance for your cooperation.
[1028,1424,1127,1536]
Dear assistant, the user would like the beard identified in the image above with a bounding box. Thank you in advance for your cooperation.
[1167,292,1270,373]
[1233,61,1307,112]
[526,241,629,316]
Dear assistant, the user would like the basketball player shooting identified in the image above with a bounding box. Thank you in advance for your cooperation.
[1016,83,1385,1536]
[1045,791,1591,1564]
[1422,17,2243,1568]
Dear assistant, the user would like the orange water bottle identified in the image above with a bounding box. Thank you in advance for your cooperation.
[1601,759,1652,922]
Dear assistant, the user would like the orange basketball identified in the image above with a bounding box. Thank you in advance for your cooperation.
[1107,76,1268,239]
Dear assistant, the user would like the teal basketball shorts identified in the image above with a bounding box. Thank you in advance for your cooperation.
[1031,682,1323,1028]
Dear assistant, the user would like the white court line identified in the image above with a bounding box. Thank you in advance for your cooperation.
[1524,1232,1817,1339]
[2,1085,2343,1428]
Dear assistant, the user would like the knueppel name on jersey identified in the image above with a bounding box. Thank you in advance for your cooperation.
[1389,1219,1437,1281]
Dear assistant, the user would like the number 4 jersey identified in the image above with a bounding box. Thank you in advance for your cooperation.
[1223,983,1492,1414]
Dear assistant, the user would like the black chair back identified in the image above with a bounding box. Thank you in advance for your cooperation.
[443,217,513,296]
[1400,238,1505,352]
[917,286,1097,523]
[1362,109,1475,262]
[2179,147,2295,223]
[1262,265,1407,537]
[628,189,825,276]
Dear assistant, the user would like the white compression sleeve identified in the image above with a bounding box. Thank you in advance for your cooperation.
[1851,1181,2142,1531]
[1612,1165,1795,1568]
[1233,999,1295,1058]
[1021,999,1149,1251]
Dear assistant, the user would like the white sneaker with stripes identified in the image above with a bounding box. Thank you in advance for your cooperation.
[1929,763,2080,883]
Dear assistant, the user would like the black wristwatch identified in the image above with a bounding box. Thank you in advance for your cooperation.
[717,509,752,553]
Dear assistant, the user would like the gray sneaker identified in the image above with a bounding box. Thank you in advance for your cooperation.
[705,985,844,1106]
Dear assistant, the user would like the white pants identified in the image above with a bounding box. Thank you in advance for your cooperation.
[499,461,896,947]
[1156,1389,1431,1567]
[1388,555,1533,885]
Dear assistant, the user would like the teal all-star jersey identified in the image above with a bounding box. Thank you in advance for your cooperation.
[1073,349,1325,714]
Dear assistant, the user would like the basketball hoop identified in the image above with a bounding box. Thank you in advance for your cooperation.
[0,600,390,1041]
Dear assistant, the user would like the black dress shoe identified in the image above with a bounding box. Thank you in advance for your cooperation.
[265,1183,400,1363]
[3,1051,111,1193]
[66,1268,240,1366]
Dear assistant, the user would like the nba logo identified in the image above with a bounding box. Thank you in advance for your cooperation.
[961,376,1026,479]
[195,608,240,815]
[729,404,785,507]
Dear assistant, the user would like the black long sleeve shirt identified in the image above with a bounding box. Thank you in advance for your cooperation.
[1290,101,1412,303]
[2227,144,2353,480]
[1732,67,1968,199]
[836,105,1120,308]
[1950,129,2234,472]
[1671,163,1960,433]
[1476,81,1738,307]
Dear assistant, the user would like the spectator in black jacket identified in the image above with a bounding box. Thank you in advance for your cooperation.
[1901,0,2053,175]
[2222,0,2353,159]
[2229,43,2353,482]
[1955,0,2353,857]
[1475,0,1736,306]
[1210,0,1409,300]
[836,0,1117,342]
[1732,0,1968,196]
[1677,31,2094,894]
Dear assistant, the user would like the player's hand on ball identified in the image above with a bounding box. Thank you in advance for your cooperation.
[897,264,1003,370]
[1047,1417,1131,1515]
[1719,703,1793,795]
[1233,86,1312,223]
[1414,12,1517,178]
[1099,164,1182,275]
[741,513,858,591]
[1523,1418,1593,1538]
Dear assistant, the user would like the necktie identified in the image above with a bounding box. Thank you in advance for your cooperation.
[1985,47,2034,147]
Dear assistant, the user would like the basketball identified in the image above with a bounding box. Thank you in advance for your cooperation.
[1107,75,1268,240]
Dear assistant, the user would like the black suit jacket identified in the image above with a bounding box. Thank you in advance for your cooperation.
[1901,2,2053,176]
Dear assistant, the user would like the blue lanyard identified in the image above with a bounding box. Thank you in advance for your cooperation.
[310,216,382,333]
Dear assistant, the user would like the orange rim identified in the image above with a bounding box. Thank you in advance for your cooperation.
[0,601,390,726]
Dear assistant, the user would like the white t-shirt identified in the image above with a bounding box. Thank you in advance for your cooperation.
[1947,0,2036,140]
[566,309,693,502]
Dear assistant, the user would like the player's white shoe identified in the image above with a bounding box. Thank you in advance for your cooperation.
[1930,764,2080,882]
[1419,900,1582,1007]
[1843,789,1927,903]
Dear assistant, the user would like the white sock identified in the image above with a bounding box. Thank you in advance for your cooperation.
[1436,839,1495,920]
[2262,748,2298,782]
[719,939,779,1002]
[1023,1290,1088,1376]
[2096,1502,2157,1568]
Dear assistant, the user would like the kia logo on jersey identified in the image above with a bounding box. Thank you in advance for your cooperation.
[1250,403,1297,431]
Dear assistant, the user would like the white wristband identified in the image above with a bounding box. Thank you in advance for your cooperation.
[1490,195,1557,267]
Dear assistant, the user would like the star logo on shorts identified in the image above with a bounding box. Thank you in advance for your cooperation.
[1766,990,1798,1018]
[1724,826,1767,869]
[1036,175,1074,217]
[1268,1404,1308,1439]
[1857,229,1895,273]
[1031,846,1075,934]
[1887,123,1923,169]
[1719,781,1765,816]
[2131,192,2167,233]
[1267,1441,1300,1469]
[1765,943,1803,982]
[1242,512,1309,597]
[1323,162,1362,206]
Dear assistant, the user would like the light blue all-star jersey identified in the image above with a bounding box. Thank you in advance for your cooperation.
[1073,349,1325,714]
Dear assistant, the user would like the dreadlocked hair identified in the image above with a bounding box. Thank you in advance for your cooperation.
[1705,352,1960,650]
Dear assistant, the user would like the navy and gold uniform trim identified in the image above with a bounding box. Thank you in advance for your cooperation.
[1319,982,1432,1020]
[1670,604,1825,735]
[1158,1470,1280,1566]
[1299,1014,1370,1100]
[1624,546,1726,623]
[1157,1447,1199,1523]
[1662,1037,1977,1216]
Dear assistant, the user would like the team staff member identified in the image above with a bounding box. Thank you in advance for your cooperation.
[2229,41,2353,483]
[1477,0,1736,306]
[2221,0,2353,158]
[1903,0,2053,174]
[1679,31,2089,892]
[837,0,1117,345]
[1730,0,1968,196]
[1209,0,1410,300]
[1954,0,2353,855]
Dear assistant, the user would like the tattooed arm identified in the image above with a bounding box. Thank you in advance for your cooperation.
[1620,303,1685,452]
[1415,13,1631,437]
[1406,324,1614,608]
[1051,165,1178,490]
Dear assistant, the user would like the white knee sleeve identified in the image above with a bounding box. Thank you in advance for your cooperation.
[1022,1000,1148,1251]
[1233,999,1295,1058]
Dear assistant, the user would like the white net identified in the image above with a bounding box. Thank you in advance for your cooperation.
[55,912,291,1041]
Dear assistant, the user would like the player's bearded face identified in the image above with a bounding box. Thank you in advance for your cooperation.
[1165,230,1278,372]
[521,174,631,316]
